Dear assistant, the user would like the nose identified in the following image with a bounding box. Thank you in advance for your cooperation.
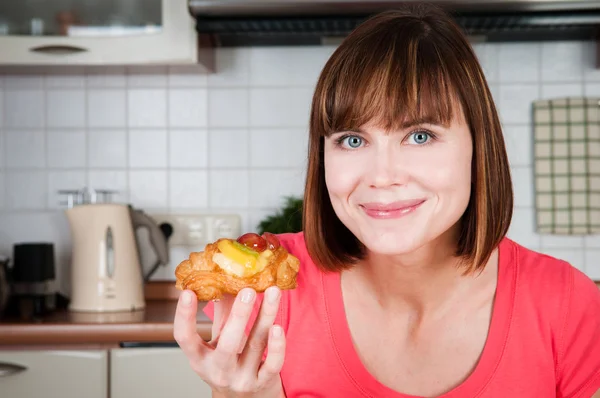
[367,144,409,188]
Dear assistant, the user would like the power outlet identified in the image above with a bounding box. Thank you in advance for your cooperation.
[206,214,242,242]
[149,214,208,248]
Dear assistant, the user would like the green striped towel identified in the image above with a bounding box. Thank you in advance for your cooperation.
[532,97,600,235]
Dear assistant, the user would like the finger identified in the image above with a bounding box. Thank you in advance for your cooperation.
[211,294,235,344]
[174,290,209,361]
[238,286,281,371]
[257,324,286,383]
[212,288,257,371]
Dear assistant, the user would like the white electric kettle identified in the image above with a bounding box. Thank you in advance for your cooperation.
[60,188,169,313]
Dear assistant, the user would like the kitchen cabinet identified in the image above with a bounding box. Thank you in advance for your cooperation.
[110,347,212,398]
[0,0,212,69]
[0,350,107,398]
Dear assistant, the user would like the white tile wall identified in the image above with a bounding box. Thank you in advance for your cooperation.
[0,40,599,293]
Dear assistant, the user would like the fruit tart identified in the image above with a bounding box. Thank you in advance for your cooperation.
[175,232,300,301]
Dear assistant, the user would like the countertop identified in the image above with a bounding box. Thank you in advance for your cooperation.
[0,299,212,347]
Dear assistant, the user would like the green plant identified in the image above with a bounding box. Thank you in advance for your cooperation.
[256,196,303,234]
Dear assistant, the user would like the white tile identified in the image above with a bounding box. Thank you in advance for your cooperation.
[250,129,308,168]
[506,207,541,249]
[88,130,127,168]
[5,171,46,209]
[46,90,86,128]
[169,170,208,209]
[129,170,168,210]
[585,235,600,248]
[209,170,249,208]
[540,235,584,249]
[539,248,585,271]
[249,169,305,208]
[583,41,600,82]
[250,88,312,127]
[0,172,4,209]
[126,66,168,87]
[3,76,44,89]
[585,250,600,280]
[169,129,208,168]
[472,42,499,84]
[169,89,208,127]
[128,89,167,128]
[88,90,127,128]
[4,90,44,128]
[168,65,209,87]
[248,207,279,233]
[207,48,249,87]
[540,84,583,99]
[86,67,127,87]
[512,166,534,207]
[47,171,86,209]
[45,74,86,88]
[208,129,248,168]
[0,89,3,127]
[249,46,334,87]
[88,170,128,204]
[584,84,600,97]
[541,42,584,82]
[503,125,533,167]
[498,85,539,125]
[4,130,45,168]
[498,43,540,83]
[208,89,248,127]
[47,131,86,168]
[129,130,167,168]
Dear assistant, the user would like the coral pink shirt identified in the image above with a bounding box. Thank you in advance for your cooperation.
[203,232,600,397]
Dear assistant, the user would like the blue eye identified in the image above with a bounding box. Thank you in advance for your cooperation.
[340,135,363,149]
[408,131,431,145]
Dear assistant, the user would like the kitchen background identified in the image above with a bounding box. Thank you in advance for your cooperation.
[0,40,599,295]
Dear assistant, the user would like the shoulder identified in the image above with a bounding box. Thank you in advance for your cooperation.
[502,237,600,336]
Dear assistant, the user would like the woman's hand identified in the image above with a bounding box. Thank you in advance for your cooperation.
[174,286,286,397]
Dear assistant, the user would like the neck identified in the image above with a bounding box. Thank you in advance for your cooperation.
[346,232,496,315]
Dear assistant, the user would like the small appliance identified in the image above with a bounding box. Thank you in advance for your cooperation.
[60,187,169,313]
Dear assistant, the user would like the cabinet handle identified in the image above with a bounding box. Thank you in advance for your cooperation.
[29,45,88,55]
[0,362,27,377]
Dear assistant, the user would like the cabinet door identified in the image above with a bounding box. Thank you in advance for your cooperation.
[0,0,201,66]
[110,347,212,398]
[0,350,107,398]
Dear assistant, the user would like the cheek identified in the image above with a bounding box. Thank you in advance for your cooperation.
[420,144,472,194]
[324,151,362,197]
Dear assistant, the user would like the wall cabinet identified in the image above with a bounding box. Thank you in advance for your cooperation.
[0,350,107,398]
[0,348,212,398]
[0,0,210,68]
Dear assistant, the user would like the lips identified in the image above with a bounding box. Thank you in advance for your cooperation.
[359,199,425,219]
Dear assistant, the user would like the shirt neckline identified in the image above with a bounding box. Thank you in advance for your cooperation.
[322,238,517,398]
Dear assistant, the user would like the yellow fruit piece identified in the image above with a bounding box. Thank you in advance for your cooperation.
[217,239,258,270]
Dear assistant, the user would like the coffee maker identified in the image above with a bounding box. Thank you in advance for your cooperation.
[60,188,169,313]
[10,242,57,319]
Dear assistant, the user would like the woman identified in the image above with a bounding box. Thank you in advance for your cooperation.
[174,4,600,397]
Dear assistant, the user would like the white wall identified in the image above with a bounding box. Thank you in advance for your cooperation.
[0,40,599,293]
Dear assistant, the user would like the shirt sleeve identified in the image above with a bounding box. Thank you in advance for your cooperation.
[556,267,600,398]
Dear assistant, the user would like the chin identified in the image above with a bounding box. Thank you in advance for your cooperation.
[358,229,428,256]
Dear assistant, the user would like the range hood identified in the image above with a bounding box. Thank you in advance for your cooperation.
[189,0,600,46]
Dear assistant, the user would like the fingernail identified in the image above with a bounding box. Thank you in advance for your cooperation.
[272,325,283,338]
[182,291,192,306]
[266,287,280,303]
[240,289,255,304]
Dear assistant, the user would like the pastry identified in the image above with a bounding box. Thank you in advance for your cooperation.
[175,232,300,301]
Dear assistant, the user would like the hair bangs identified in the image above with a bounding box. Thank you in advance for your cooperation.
[316,29,463,136]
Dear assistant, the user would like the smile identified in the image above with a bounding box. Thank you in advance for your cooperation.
[359,199,426,220]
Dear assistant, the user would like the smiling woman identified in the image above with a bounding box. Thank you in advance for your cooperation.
[173,3,600,397]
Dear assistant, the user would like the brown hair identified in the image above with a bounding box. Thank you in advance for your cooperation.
[303,3,513,273]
